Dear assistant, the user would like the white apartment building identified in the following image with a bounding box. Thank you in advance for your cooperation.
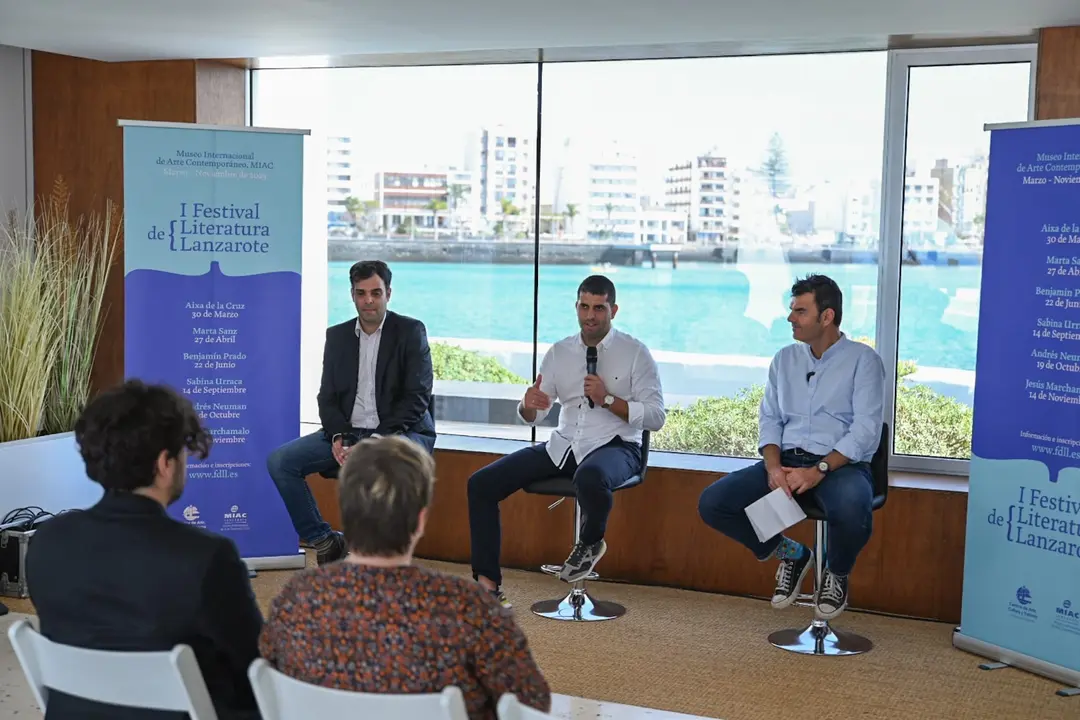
[955,156,989,240]
[326,135,357,223]
[586,144,640,242]
[809,179,881,246]
[902,171,941,237]
[664,154,738,244]
[464,126,534,233]
[637,207,687,245]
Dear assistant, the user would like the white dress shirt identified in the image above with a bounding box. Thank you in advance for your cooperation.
[518,328,666,468]
[350,318,384,430]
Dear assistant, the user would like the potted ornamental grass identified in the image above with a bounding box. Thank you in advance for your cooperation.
[0,178,120,520]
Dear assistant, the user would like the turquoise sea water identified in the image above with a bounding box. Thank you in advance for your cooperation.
[327,261,981,372]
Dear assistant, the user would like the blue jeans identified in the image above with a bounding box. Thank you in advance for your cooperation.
[267,429,436,544]
[697,452,873,576]
[467,438,641,587]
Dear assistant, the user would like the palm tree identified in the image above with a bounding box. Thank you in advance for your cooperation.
[343,196,363,233]
[564,203,578,238]
[426,199,447,240]
[448,184,471,237]
[344,196,378,234]
[499,197,520,240]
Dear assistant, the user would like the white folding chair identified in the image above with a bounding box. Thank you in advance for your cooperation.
[497,692,552,719]
[248,658,469,720]
[7,618,218,719]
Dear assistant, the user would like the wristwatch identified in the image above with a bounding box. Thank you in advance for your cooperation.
[816,460,830,475]
[602,394,615,408]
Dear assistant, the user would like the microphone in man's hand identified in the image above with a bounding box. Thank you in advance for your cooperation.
[586,346,597,408]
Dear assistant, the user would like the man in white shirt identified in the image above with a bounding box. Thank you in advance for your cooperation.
[467,275,665,608]
[267,261,435,566]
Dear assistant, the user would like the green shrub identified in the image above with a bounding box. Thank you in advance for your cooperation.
[893,382,972,458]
[652,386,766,457]
[431,342,526,384]
[654,380,973,459]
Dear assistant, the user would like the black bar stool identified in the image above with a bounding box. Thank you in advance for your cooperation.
[767,422,890,656]
[523,431,650,622]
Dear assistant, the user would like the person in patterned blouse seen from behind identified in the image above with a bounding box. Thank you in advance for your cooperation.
[259,435,551,720]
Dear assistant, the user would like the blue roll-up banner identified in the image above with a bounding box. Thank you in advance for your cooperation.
[120,120,308,570]
[954,118,1080,690]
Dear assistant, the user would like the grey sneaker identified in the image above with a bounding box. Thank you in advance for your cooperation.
[559,540,607,582]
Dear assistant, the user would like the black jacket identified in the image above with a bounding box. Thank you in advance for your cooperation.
[25,492,263,720]
[316,311,435,442]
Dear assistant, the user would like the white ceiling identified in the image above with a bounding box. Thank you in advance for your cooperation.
[0,0,1078,63]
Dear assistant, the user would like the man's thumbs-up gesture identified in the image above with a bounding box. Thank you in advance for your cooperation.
[522,374,552,411]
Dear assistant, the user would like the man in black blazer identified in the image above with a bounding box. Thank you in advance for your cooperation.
[25,380,262,720]
[267,260,435,565]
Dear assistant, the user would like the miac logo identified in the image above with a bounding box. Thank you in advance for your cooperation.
[1056,599,1079,620]
[224,504,248,521]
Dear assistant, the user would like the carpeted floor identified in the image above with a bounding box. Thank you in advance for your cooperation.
[4,558,1076,720]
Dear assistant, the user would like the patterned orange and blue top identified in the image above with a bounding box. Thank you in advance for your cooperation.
[259,563,551,720]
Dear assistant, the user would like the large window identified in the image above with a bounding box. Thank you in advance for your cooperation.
[253,64,540,441]
[878,47,1035,471]
[536,53,887,455]
[251,43,1035,473]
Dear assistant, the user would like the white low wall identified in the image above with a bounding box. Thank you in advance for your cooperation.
[0,433,102,520]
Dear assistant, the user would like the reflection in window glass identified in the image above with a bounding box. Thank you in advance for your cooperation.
[253,64,540,440]
[895,62,1031,459]
[536,54,887,457]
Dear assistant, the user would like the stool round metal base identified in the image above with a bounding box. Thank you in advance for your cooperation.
[531,589,626,622]
[540,564,599,581]
[769,620,873,656]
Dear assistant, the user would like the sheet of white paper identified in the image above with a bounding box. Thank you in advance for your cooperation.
[744,488,808,543]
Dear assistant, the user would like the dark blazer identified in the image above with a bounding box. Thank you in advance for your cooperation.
[25,492,263,720]
[317,310,435,444]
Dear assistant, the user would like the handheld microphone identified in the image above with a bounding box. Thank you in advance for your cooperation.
[586,346,598,408]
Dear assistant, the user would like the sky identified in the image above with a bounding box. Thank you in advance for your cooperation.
[251,51,1033,202]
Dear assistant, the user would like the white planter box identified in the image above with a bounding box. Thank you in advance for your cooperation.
[0,432,103,521]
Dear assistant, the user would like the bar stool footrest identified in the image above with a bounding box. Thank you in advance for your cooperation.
[540,564,599,581]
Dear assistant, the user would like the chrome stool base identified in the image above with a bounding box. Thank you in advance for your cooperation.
[531,588,626,622]
[769,620,873,656]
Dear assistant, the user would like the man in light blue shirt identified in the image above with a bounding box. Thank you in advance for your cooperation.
[698,274,884,620]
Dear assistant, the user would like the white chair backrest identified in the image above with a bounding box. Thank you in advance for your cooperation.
[248,658,470,720]
[7,619,218,720]
[497,692,552,719]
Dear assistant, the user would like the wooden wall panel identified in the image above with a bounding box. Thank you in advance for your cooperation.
[31,53,248,392]
[1036,27,1080,120]
[308,450,969,623]
[33,52,198,391]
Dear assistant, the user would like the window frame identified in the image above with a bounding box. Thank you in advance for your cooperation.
[876,44,1038,476]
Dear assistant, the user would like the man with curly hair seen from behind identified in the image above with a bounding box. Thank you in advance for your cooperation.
[26,380,264,720]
